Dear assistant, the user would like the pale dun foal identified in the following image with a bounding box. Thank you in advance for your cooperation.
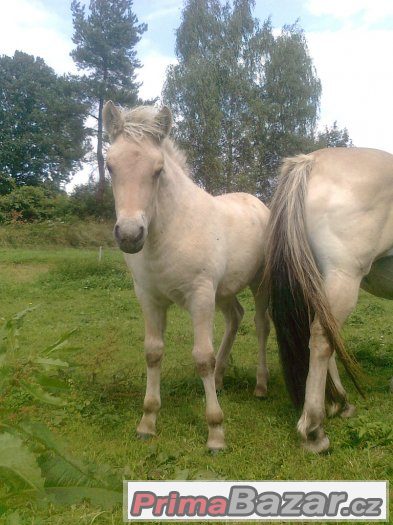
[103,102,270,451]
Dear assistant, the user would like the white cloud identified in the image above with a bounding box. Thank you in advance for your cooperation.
[137,52,177,101]
[0,0,76,74]
[307,28,393,153]
[145,6,181,22]
[306,0,393,24]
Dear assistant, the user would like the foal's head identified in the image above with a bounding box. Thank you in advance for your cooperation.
[103,102,172,253]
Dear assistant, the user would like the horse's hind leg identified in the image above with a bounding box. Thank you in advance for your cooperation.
[298,271,361,453]
[214,297,244,390]
[250,282,270,398]
[136,300,167,439]
[326,355,356,418]
[189,286,225,451]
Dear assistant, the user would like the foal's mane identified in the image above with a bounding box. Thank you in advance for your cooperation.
[120,105,189,175]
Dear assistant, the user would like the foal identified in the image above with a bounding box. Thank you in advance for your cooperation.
[103,102,270,450]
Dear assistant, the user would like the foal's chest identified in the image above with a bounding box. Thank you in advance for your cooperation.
[125,252,195,306]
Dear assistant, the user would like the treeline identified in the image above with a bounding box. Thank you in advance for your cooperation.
[0,0,352,222]
[164,0,352,197]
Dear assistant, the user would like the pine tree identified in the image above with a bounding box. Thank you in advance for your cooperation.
[70,0,146,198]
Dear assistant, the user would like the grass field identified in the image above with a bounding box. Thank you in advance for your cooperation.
[0,246,392,524]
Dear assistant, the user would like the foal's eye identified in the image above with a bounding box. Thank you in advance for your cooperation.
[154,168,163,179]
[106,164,113,176]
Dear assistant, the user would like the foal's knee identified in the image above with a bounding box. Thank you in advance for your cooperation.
[192,346,215,377]
[144,338,164,367]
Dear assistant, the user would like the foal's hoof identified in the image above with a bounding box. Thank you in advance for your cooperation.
[137,431,155,441]
[207,426,226,453]
[254,385,268,399]
[340,404,356,418]
[208,447,224,456]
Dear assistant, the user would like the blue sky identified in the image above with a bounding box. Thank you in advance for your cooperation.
[1,0,393,186]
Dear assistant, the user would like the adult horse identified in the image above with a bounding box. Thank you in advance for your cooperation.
[264,147,393,453]
[103,102,270,451]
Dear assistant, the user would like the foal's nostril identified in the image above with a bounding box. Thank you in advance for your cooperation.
[134,226,144,243]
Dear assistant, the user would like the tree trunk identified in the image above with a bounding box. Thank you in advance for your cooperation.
[96,97,106,203]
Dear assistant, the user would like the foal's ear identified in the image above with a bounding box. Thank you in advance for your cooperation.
[155,106,172,140]
[103,101,124,140]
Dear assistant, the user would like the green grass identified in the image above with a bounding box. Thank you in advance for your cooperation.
[0,246,392,524]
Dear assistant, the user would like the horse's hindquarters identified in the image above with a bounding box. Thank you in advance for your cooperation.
[361,255,393,300]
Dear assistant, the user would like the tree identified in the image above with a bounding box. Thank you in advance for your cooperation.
[260,23,321,196]
[163,0,322,198]
[70,0,147,199]
[163,0,224,193]
[0,51,89,191]
[317,121,353,148]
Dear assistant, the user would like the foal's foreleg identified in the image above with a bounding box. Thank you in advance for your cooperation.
[214,297,244,390]
[190,288,225,451]
[136,302,167,438]
[251,284,270,398]
[298,271,361,453]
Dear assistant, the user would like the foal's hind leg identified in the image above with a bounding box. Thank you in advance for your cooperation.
[298,271,361,453]
[214,297,244,390]
[250,282,270,398]
[136,300,167,438]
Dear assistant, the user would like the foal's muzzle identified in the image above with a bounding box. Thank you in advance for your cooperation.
[114,216,147,254]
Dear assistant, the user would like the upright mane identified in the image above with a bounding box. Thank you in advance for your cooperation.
[118,105,189,174]
[122,105,165,141]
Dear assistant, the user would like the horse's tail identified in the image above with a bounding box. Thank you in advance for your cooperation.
[263,154,363,407]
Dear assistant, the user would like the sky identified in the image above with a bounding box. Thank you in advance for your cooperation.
[1,0,393,188]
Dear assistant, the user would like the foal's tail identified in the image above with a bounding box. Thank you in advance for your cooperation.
[263,155,362,407]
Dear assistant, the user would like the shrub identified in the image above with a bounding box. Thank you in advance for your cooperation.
[0,180,116,224]
[0,186,70,223]
[68,181,115,220]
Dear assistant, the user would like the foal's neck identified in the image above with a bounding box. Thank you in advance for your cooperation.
[148,140,204,237]
[160,141,200,204]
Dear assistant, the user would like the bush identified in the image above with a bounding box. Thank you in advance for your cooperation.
[0,186,70,223]
[0,181,116,223]
[68,181,115,220]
